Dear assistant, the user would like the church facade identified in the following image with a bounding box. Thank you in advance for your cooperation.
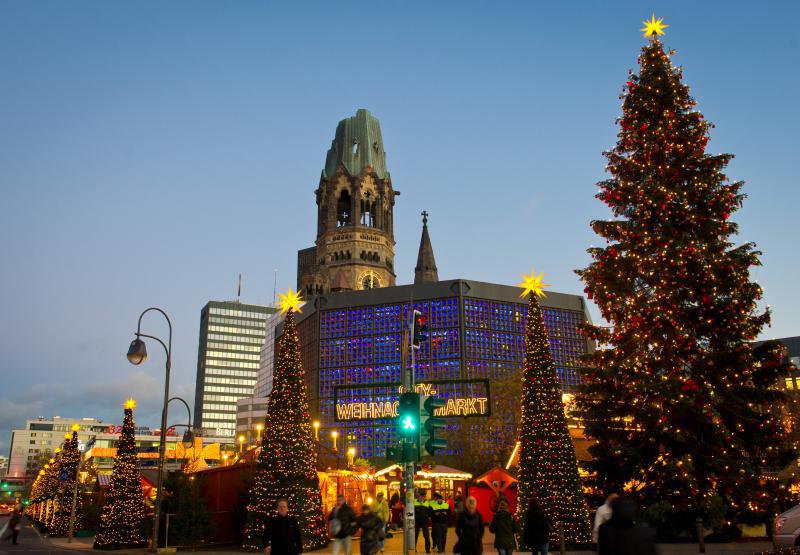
[287,109,592,468]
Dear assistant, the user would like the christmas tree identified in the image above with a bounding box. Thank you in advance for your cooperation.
[52,427,83,536]
[94,399,148,550]
[576,17,794,512]
[242,291,328,550]
[515,272,591,545]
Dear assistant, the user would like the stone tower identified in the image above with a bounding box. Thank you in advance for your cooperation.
[297,109,398,296]
[414,211,439,284]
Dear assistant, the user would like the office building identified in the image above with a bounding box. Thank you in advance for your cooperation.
[235,397,269,444]
[6,416,106,480]
[194,301,276,437]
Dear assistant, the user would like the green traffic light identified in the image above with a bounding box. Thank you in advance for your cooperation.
[402,416,416,431]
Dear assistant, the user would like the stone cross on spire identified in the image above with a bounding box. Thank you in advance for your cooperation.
[414,210,439,284]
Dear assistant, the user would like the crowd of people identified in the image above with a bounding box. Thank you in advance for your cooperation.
[259,490,656,555]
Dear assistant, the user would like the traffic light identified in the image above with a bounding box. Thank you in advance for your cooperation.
[397,392,420,440]
[420,395,448,456]
[1,481,8,490]
[412,310,428,348]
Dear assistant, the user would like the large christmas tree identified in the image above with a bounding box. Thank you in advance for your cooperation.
[515,272,592,545]
[94,400,148,550]
[576,18,794,511]
[242,292,327,550]
[52,427,84,536]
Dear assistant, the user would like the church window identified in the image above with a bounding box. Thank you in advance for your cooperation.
[337,190,352,227]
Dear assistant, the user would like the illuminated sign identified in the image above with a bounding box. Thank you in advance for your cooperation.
[333,379,490,422]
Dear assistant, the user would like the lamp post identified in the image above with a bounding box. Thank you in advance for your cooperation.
[222,453,229,466]
[347,447,356,467]
[312,421,320,441]
[238,435,245,455]
[255,424,263,443]
[331,430,339,451]
[126,307,172,553]
[168,397,195,448]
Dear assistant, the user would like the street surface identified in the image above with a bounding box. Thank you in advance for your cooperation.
[0,516,781,555]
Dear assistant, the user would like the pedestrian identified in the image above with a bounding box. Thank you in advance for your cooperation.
[522,498,550,555]
[263,499,302,555]
[597,497,656,555]
[592,493,619,544]
[389,493,403,531]
[2,504,22,545]
[429,492,452,553]
[455,496,484,555]
[453,489,465,523]
[329,494,356,555]
[356,504,385,555]
[489,499,519,555]
[414,489,432,554]
[370,493,390,554]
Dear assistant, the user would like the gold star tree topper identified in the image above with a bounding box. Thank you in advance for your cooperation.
[71,424,81,432]
[124,398,137,410]
[641,15,668,38]
[278,289,303,314]
[518,271,550,299]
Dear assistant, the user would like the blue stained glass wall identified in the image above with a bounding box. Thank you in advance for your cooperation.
[317,295,588,459]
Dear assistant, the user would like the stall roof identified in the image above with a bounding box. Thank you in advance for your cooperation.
[375,464,472,480]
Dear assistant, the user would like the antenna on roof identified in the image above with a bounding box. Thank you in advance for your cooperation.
[237,273,242,303]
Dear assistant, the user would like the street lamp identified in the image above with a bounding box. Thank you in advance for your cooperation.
[255,424,263,443]
[238,435,245,454]
[312,421,320,441]
[347,447,356,467]
[126,307,172,553]
[168,397,194,448]
[331,430,339,451]
[222,453,229,466]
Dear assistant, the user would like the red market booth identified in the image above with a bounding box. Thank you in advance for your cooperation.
[470,467,518,524]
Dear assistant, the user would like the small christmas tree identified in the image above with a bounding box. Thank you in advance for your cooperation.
[576,18,794,512]
[242,291,328,550]
[52,427,83,536]
[515,272,592,545]
[94,399,147,550]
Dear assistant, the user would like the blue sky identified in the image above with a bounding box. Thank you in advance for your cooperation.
[1,1,798,453]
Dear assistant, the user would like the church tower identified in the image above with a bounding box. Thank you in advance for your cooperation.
[297,109,398,296]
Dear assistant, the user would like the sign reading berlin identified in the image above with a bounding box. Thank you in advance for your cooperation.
[333,379,490,422]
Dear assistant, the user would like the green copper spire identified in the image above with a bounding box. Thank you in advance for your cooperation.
[323,109,389,179]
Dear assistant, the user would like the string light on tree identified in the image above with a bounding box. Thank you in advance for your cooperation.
[575,17,795,523]
[93,399,147,549]
[514,269,591,545]
[242,294,327,550]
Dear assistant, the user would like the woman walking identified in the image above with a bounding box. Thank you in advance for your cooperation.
[489,499,519,555]
[522,499,551,555]
[455,496,484,555]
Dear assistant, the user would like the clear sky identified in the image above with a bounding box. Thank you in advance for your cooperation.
[1,1,798,453]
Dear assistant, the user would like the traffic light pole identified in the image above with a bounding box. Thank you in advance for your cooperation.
[403,311,416,555]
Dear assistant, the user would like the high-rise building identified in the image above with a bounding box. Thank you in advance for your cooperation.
[194,301,276,438]
[6,416,106,480]
[296,109,398,296]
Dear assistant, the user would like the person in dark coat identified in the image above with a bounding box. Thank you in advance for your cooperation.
[489,499,519,555]
[597,497,657,555]
[429,492,452,553]
[455,496,484,555]
[414,489,432,554]
[355,504,385,555]
[4,505,22,545]
[522,498,550,555]
[263,499,302,555]
[329,494,356,555]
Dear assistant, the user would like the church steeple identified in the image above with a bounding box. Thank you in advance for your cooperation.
[414,211,439,284]
[296,109,398,296]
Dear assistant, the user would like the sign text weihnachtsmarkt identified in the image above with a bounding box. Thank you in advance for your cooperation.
[333,379,491,422]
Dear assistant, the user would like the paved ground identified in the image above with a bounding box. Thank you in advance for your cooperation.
[1,516,781,555]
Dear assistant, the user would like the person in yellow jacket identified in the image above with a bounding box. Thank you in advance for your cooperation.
[429,493,452,553]
[370,492,390,554]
